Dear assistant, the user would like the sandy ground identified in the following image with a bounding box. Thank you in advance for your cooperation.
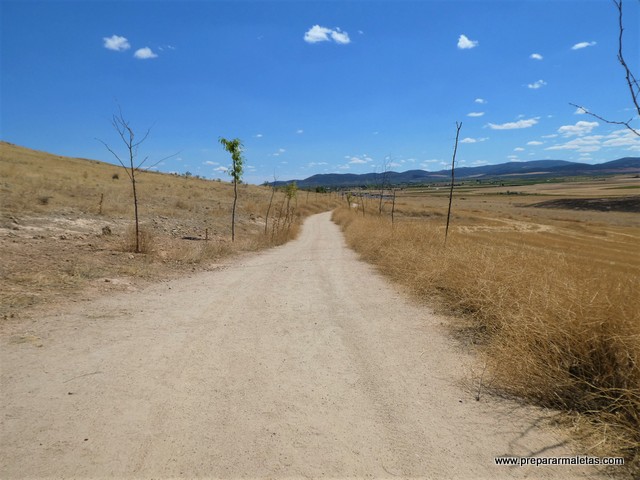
[0,212,609,479]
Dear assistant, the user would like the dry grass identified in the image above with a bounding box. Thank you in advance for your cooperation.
[333,185,640,474]
[0,141,341,318]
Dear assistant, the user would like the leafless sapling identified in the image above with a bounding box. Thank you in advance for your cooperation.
[265,173,277,235]
[444,122,462,245]
[97,108,172,253]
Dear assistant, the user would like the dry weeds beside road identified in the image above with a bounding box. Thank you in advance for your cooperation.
[1,213,606,479]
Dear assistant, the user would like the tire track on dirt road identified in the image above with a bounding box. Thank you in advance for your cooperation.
[1,212,605,479]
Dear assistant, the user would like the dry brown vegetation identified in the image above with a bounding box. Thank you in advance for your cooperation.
[333,181,640,474]
[0,141,340,319]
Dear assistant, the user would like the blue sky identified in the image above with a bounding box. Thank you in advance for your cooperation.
[2,0,639,183]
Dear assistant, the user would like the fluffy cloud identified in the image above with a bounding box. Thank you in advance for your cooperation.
[514,147,525,152]
[602,129,640,150]
[460,137,488,144]
[527,79,547,89]
[527,140,544,146]
[457,34,478,49]
[487,118,539,130]
[134,47,158,59]
[475,98,487,104]
[557,120,599,136]
[103,35,130,51]
[304,25,351,44]
[572,41,597,50]
[348,154,373,164]
[545,135,603,153]
[467,112,485,117]
[330,29,351,44]
[544,129,639,153]
[530,53,543,60]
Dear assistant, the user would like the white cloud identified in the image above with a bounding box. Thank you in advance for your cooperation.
[134,47,158,59]
[527,79,547,89]
[103,35,130,51]
[602,129,640,149]
[467,112,485,117]
[304,25,350,44]
[514,147,525,152]
[475,98,487,104]
[214,166,228,172]
[572,41,597,50]
[557,120,599,136]
[460,137,488,144]
[473,160,488,166]
[331,28,351,44]
[530,53,543,60]
[255,133,263,138]
[296,129,304,134]
[545,135,603,153]
[458,34,478,49]
[527,140,544,146]
[542,133,558,139]
[338,165,350,170]
[574,107,587,115]
[307,162,328,167]
[304,25,332,43]
[271,148,286,157]
[487,118,539,130]
[349,154,373,164]
[204,161,219,165]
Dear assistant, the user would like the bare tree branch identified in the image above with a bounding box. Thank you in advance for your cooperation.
[572,0,639,137]
[614,0,640,117]
[569,103,640,137]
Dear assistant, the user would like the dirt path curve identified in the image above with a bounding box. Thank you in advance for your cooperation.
[1,212,603,479]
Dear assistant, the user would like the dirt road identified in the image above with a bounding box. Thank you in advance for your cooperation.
[1,212,604,479]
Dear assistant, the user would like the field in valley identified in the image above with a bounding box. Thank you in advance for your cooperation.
[333,176,640,473]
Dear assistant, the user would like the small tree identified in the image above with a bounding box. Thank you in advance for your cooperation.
[265,173,277,235]
[97,108,168,253]
[284,182,298,228]
[219,137,244,242]
[378,159,391,215]
[444,122,462,245]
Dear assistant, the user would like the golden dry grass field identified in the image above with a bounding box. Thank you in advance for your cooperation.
[0,141,340,320]
[333,178,640,474]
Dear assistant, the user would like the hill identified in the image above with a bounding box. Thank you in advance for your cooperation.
[276,157,640,188]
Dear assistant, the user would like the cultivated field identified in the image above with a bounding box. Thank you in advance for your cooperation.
[0,141,340,319]
[333,177,640,474]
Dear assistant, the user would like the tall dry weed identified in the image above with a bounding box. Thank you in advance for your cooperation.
[332,207,640,471]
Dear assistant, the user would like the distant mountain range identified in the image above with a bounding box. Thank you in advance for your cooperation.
[274,157,640,188]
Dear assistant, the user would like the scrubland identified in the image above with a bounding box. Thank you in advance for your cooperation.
[0,141,340,318]
[333,184,640,473]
